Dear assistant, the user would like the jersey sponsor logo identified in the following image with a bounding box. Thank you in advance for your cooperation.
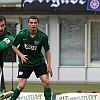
[24,44,37,50]
[3,38,10,44]
[19,71,23,75]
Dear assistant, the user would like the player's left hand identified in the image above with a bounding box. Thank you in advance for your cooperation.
[47,66,53,77]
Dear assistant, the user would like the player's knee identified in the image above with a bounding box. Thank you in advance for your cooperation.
[44,79,50,87]
[18,84,25,90]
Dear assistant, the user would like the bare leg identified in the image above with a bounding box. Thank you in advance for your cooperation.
[40,74,51,100]
[10,78,27,100]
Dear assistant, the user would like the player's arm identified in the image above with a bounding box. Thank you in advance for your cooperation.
[45,50,53,77]
[12,31,28,63]
[12,45,28,63]
[0,41,8,51]
[42,35,53,77]
[0,37,14,51]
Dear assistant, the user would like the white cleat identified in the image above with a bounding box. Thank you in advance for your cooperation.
[0,91,14,100]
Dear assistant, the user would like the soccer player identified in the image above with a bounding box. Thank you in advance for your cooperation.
[10,16,53,100]
[0,15,14,99]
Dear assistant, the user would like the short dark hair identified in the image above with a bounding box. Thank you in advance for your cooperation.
[0,15,6,23]
[28,16,39,23]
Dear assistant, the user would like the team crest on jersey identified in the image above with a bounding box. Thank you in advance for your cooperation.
[24,44,37,50]
[34,41,39,45]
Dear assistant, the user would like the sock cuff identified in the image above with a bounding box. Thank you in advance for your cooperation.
[14,88,21,95]
[44,87,51,92]
[15,88,21,91]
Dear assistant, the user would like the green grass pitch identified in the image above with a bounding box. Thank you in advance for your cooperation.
[5,83,100,93]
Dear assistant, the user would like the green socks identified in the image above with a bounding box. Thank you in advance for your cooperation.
[44,87,51,100]
[10,87,51,100]
[10,88,21,100]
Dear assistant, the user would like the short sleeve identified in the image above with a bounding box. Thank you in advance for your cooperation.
[42,35,50,50]
[13,32,23,46]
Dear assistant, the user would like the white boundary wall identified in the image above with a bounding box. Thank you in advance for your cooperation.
[56,93,100,100]
[6,92,100,100]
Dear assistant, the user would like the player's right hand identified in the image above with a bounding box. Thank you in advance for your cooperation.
[21,55,28,63]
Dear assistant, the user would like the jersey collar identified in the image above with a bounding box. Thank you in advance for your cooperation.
[26,28,39,37]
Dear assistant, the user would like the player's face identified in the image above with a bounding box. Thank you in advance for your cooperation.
[28,18,39,31]
[0,20,6,36]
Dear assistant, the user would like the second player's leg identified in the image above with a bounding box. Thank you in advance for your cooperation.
[0,67,14,100]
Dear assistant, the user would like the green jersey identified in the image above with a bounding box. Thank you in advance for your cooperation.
[13,28,50,67]
[0,28,14,67]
